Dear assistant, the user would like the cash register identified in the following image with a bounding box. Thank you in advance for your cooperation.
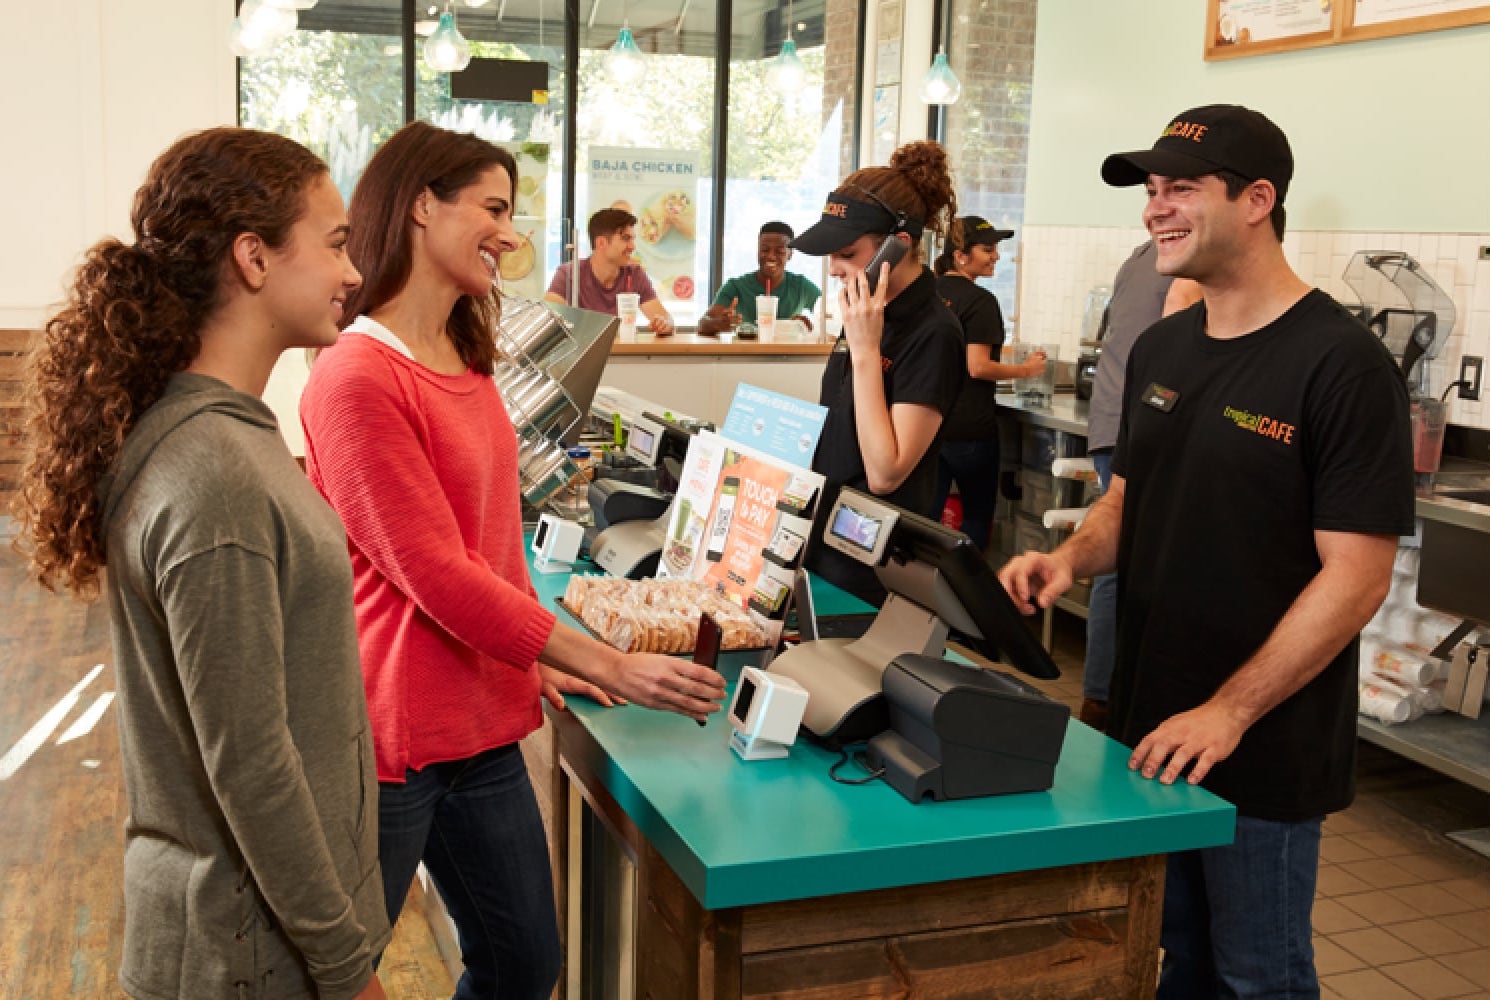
[587,409,707,578]
[769,488,1070,801]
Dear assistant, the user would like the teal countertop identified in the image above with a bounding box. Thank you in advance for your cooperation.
[531,549,1234,910]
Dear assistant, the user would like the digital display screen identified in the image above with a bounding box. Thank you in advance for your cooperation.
[732,675,757,725]
[829,505,881,553]
[629,426,656,459]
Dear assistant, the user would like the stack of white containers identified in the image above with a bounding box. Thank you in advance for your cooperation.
[1357,543,1460,725]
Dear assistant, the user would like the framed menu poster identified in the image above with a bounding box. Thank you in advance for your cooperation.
[1207,0,1490,56]
[1205,0,1341,60]
[1344,0,1490,41]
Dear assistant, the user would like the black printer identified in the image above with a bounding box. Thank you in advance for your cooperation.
[867,654,1070,802]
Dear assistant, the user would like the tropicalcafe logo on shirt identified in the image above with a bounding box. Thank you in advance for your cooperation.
[1223,404,1295,444]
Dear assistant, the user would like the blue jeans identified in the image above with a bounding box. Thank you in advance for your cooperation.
[1083,452,1117,703]
[935,438,1001,553]
[1158,815,1323,1000]
[378,744,561,1000]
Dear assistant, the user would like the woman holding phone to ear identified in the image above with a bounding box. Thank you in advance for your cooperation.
[789,141,965,603]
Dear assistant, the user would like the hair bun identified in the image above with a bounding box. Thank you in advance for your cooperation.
[889,141,957,239]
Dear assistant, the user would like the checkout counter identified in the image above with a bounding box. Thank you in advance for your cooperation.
[477,534,1235,999]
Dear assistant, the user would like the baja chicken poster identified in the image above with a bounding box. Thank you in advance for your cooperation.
[588,147,700,309]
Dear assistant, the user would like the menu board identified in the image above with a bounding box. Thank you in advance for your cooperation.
[1207,0,1337,58]
[1348,0,1490,34]
[1206,0,1490,56]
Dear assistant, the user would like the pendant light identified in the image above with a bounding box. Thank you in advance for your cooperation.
[607,0,646,83]
[425,3,474,72]
[766,0,806,96]
[920,49,961,105]
[229,0,298,57]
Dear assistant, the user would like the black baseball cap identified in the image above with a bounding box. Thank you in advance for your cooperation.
[959,216,1014,246]
[791,190,923,256]
[1101,104,1293,203]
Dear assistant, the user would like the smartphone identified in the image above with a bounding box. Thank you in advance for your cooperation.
[863,235,908,293]
[692,612,722,726]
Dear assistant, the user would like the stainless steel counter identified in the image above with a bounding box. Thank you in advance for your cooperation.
[994,392,1091,436]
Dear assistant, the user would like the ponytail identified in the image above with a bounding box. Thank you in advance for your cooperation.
[12,128,326,598]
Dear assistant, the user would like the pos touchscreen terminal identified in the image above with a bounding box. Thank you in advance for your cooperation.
[770,488,1060,747]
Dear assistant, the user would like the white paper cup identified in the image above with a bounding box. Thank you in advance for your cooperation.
[616,292,640,334]
[756,295,778,337]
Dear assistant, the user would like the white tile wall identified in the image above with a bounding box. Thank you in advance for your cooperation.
[1015,226,1490,430]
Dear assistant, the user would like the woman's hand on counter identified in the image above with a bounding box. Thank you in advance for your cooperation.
[838,265,888,361]
[607,652,727,722]
[540,663,623,711]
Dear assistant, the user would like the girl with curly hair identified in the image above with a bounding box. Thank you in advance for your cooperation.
[788,141,969,603]
[298,121,725,1000]
[12,128,389,1000]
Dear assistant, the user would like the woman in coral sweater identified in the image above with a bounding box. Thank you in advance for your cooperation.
[300,122,725,1000]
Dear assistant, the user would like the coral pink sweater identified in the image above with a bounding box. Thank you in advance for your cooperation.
[301,327,555,782]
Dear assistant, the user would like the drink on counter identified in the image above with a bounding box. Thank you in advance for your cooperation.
[756,295,778,338]
[616,292,640,335]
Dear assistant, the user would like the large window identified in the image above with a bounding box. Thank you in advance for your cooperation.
[237,0,860,327]
[238,0,409,201]
[934,0,1036,321]
[720,0,855,305]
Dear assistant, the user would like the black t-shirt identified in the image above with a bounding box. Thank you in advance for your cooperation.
[806,267,965,603]
[1109,290,1415,822]
[936,272,1006,441]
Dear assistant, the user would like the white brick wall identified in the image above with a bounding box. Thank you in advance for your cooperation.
[1015,226,1490,430]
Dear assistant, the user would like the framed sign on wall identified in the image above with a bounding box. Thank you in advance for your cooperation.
[1205,0,1490,60]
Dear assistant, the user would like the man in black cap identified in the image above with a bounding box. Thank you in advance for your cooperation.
[999,105,1414,997]
[698,222,822,335]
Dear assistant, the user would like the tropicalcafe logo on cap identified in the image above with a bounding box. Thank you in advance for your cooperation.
[823,199,848,218]
[1162,120,1209,143]
[974,220,993,231]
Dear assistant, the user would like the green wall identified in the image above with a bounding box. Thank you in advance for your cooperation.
[1025,0,1490,232]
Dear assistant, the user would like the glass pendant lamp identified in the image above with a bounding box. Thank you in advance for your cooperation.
[425,5,474,73]
[920,50,962,105]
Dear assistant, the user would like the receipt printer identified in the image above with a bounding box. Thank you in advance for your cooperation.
[866,654,1070,803]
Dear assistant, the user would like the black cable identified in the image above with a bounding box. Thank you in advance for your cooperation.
[828,746,886,785]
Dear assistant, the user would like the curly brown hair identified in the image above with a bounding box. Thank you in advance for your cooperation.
[839,140,959,258]
[12,127,328,598]
[343,122,518,376]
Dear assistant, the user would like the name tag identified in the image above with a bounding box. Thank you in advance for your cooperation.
[1143,382,1179,412]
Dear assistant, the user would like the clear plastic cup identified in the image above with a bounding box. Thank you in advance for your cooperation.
[756,295,778,338]
[616,292,640,335]
[1012,342,1057,404]
[1412,397,1448,495]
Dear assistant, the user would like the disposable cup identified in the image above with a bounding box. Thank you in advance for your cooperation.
[616,292,640,335]
[756,295,779,337]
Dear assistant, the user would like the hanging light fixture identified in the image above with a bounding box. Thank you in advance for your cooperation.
[607,0,646,84]
[920,49,962,105]
[424,2,473,72]
[229,0,298,56]
[766,0,805,96]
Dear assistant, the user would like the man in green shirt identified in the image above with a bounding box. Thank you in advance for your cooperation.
[698,221,821,334]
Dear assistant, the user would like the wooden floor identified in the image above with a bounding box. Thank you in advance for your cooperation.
[0,519,454,998]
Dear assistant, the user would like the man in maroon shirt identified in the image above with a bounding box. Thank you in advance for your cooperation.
[545,208,675,333]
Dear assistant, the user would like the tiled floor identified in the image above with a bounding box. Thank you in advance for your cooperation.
[1025,615,1490,999]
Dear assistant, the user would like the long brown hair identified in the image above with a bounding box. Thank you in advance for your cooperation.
[343,122,518,376]
[839,141,959,260]
[12,128,328,598]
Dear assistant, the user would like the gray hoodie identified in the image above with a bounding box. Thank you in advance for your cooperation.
[101,373,389,1000]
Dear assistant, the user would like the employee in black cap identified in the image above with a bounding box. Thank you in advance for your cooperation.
[998,104,1413,998]
[931,217,1047,553]
[790,141,965,604]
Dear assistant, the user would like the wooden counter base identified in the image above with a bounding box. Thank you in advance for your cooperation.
[550,707,1166,1000]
